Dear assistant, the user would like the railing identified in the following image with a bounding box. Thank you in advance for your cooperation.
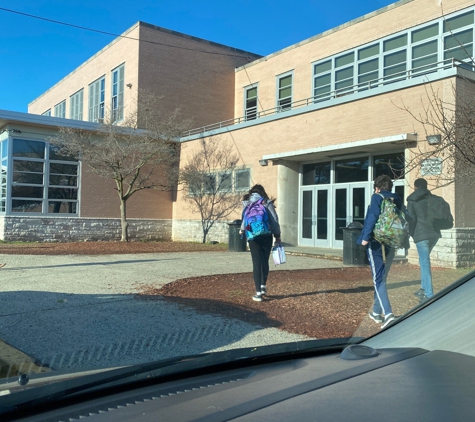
[183,58,474,138]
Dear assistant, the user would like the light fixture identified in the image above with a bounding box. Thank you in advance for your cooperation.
[427,134,441,145]
[126,83,133,88]
[259,159,268,166]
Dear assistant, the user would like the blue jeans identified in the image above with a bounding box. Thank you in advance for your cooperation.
[367,240,395,316]
[415,238,438,298]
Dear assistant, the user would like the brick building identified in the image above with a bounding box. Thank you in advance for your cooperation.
[1,0,475,267]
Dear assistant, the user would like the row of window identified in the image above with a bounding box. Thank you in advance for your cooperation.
[302,152,405,186]
[189,169,251,196]
[42,64,125,124]
[244,9,475,119]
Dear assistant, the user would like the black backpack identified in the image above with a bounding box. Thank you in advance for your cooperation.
[427,194,454,230]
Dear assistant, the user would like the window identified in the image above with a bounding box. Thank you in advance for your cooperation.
[54,101,66,119]
[111,64,125,123]
[41,109,51,117]
[235,169,250,191]
[0,141,7,213]
[245,86,258,121]
[302,162,331,185]
[383,34,407,83]
[88,76,105,122]
[10,139,79,215]
[313,60,332,102]
[373,152,405,179]
[218,172,233,192]
[335,157,369,183]
[70,90,83,120]
[277,74,292,111]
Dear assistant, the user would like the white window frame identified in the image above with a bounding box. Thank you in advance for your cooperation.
[54,100,66,119]
[70,89,84,120]
[88,76,105,123]
[276,71,293,112]
[111,63,125,123]
[244,84,258,121]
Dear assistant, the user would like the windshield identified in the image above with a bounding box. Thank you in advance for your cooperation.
[1,0,474,413]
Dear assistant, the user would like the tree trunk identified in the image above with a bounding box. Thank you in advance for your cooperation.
[120,198,129,242]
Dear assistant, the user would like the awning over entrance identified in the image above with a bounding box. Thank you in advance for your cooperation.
[261,133,417,163]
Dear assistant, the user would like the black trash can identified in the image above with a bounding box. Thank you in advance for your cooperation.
[342,222,368,266]
[228,219,247,252]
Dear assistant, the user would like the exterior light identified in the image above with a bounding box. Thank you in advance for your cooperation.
[259,159,268,166]
[427,135,441,145]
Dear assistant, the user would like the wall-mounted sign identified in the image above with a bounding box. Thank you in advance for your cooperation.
[421,158,442,176]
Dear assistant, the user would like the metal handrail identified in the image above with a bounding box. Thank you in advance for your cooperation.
[183,58,473,138]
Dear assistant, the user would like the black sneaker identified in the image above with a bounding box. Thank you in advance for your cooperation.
[381,313,396,329]
[414,289,425,298]
[252,294,263,302]
[261,286,267,296]
[419,294,431,304]
[369,312,384,324]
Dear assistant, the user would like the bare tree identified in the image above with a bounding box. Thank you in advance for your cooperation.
[180,137,244,243]
[397,71,475,188]
[50,94,191,241]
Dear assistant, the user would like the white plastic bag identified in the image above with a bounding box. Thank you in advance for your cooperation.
[272,245,286,265]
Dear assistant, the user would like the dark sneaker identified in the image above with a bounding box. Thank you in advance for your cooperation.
[369,312,384,324]
[252,294,263,302]
[414,288,425,298]
[261,286,267,296]
[381,313,396,329]
[419,294,431,304]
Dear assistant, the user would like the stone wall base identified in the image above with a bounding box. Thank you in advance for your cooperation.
[0,216,172,242]
[172,219,231,244]
[407,227,475,268]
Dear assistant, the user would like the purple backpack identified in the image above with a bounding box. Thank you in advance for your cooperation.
[243,199,271,240]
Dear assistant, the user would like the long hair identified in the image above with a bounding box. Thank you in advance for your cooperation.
[242,184,275,204]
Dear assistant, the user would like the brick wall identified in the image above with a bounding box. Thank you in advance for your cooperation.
[172,219,231,244]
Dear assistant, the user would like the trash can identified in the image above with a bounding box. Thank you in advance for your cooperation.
[342,222,368,266]
[228,219,247,252]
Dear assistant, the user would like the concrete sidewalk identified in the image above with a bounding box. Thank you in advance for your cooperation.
[0,251,342,374]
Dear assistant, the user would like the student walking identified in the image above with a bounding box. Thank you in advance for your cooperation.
[357,175,403,329]
[407,178,442,303]
[239,184,281,302]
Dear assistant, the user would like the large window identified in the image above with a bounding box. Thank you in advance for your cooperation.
[277,73,292,111]
[111,64,125,123]
[54,101,66,119]
[41,109,51,117]
[188,168,250,196]
[0,141,7,213]
[302,162,331,185]
[88,76,105,122]
[70,89,83,121]
[10,139,79,215]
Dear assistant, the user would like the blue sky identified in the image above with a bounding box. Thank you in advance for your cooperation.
[0,0,396,113]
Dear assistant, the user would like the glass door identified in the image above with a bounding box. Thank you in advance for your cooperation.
[332,183,368,248]
[299,187,329,247]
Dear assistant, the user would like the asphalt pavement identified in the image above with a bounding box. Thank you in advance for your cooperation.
[0,251,342,374]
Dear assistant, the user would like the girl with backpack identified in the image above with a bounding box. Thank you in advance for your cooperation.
[239,184,281,302]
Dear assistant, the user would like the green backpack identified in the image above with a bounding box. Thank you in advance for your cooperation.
[373,194,409,249]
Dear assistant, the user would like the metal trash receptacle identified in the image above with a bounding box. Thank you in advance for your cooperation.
[342,222,368,266]
[228,220,247,252]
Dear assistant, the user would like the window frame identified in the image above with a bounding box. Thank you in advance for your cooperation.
[54,100,66,119]
[276,71,293,112]
[70,89,84,121]
[244,84,258,121]
[111,63,125,123]
[88,76,106,123]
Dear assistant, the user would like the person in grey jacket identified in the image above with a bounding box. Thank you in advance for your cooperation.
[239,184,281,302]
[407,178,441,303]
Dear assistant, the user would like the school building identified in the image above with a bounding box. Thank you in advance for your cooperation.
[1,0,474,267]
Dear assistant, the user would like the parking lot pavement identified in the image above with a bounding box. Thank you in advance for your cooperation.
[0,252,342,373]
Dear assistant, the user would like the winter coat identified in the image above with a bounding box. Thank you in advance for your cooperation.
[240,193,281,238]
[356,190,407,247]
[406,188,441,243]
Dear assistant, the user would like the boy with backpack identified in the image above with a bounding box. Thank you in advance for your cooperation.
[357,174,406,329]
[239,184,281,302]
[407,178,453,303]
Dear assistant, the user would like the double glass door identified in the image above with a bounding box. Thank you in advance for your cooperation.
[300,183,368,248]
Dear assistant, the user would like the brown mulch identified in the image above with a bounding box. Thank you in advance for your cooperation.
[0,241,228,255]
[137,264,471,340]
